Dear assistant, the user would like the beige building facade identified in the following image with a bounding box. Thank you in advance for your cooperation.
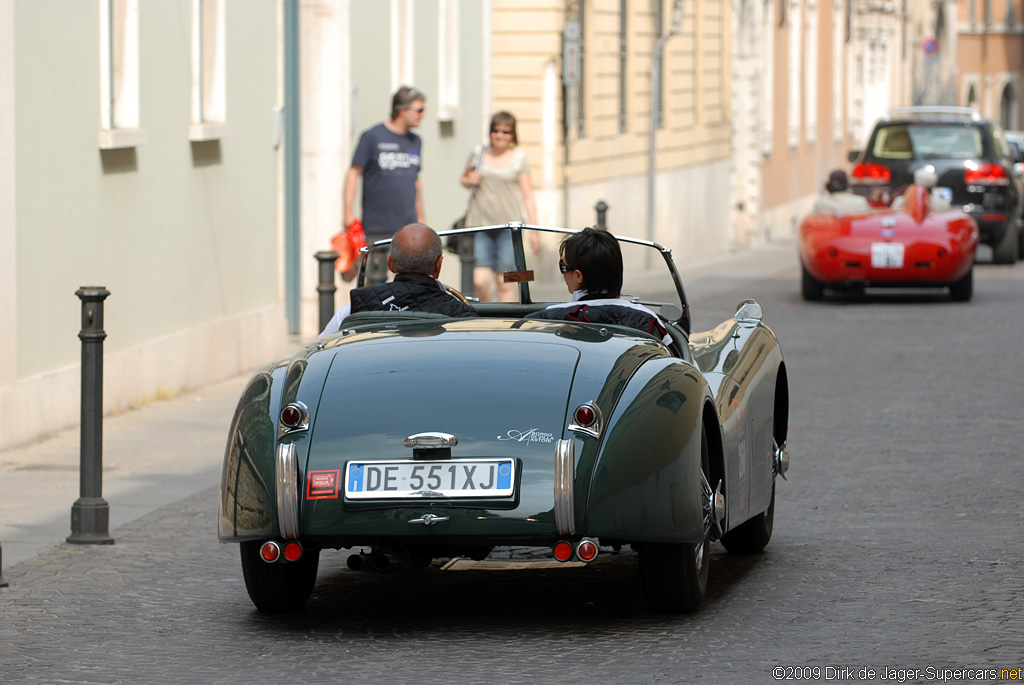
[487,0,735,261]
[957,0,1024,129]
[757,0,917,240]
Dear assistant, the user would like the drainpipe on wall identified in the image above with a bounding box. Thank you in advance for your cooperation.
[647,0,684,246]
[283,0,301,334]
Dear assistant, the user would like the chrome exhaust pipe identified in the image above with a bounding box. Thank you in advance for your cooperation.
[346,553,372,571]
[348,549,428,572]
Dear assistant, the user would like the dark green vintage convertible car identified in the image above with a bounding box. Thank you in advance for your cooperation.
[219,224,789,614]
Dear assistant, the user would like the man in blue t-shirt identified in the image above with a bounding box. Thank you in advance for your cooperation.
[343,86,426,284]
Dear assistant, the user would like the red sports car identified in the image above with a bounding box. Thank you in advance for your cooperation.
[799,185,979,301]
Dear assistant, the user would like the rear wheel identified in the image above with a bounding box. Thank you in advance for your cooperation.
[993,222,1019,264]
[801,263,824,301]
[240,541,320,613]
[949,267,973,302]
[638,428,711,613]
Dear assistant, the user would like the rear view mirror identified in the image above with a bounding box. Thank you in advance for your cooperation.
[847,149,861,163]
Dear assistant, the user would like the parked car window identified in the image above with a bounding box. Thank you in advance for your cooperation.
[924,126,981,158]
[872,127,913,159]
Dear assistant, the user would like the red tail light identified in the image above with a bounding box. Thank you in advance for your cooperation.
[260,541,282,563]
[552,541,574,562]
[283,540,304,562]
[280,403,304,428]
[852,163,891,185]
[576,539,599,562]
[964,163,1009,186]
[573,404,596,427]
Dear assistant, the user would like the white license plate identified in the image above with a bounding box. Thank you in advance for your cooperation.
[871,242,904,268]
[344,458,515,500]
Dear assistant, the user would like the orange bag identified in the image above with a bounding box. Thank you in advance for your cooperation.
[331,219,367,282]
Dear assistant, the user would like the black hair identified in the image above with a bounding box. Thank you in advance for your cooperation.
[826,169,848,193]
[561,227,622,297]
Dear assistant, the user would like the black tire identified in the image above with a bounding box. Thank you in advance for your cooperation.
[993,222,1019,264]
[721,481,775,554]
[801,263,823,301]
[949,267,973,302]
[637,428,711,614]
[239,541,320,613]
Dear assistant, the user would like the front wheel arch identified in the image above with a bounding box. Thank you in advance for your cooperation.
[773,363,790,447]
[721,364,787,554]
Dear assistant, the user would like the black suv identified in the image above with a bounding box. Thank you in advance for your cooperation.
[849,107,1023,263]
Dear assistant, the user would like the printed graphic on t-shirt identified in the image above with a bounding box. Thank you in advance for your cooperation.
[377,143,420,172]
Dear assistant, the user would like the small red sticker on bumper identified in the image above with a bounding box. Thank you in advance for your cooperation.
[306,470,340,500]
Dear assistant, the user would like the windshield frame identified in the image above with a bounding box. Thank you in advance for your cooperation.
[356,223,690,331]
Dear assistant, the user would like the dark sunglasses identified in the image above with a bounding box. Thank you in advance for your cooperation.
[559,261,574,274]
[491,127,513,135]
[409,107,425,114]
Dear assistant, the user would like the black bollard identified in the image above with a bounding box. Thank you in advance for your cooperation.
[68,287,114,545]
[457,233,475,298]
[594,200,609,231]
[315,251,338,334]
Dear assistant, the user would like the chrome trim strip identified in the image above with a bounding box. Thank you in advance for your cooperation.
[568,401,604,439]
[554,439,576,535]
[403,432,458,449]
[275,443,300,539]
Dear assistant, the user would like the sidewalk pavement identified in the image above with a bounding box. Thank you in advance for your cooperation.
[0,237,798,579]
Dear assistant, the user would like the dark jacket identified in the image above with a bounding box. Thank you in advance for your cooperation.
[350,273,476,318]
[526,296,669,341]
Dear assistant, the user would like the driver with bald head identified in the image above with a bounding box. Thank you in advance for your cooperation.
[319,223,476,337]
